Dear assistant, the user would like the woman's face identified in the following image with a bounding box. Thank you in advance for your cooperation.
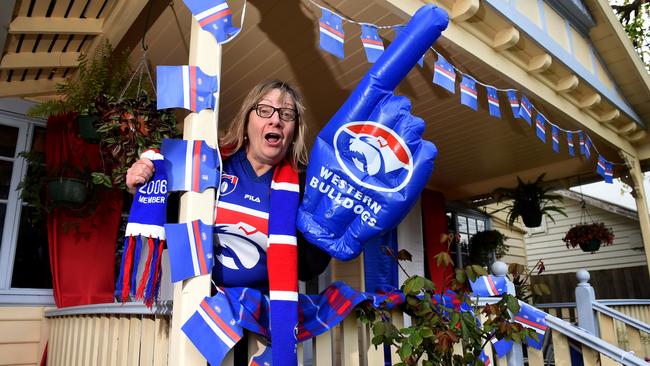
[245,88,297,171]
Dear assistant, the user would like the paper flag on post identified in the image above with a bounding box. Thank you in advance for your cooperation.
[469,275,508,297]
[567,131,575,156]
[165,220,214,282]
[161,139,220,192]
[486,86,501,118]
[319,8,345,59]
[492,337,513,358]
[433,55,456,93]
[183,0,239,43]
[507,90,519,117]
[514,302,548,350]
[535,113,546,143]
[157,65,218,112]
[182,293,243,366]
[479,350,492,366]
[518,95,533,125]
[360,24,384,63]
[394,26,424,67]
[552,125,559,152]
[460,75,478,111]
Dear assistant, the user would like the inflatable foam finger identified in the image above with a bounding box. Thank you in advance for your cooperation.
[297,5,448,260]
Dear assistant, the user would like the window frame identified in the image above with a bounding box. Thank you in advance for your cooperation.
[0,111,53,305]
[447,207,492,268]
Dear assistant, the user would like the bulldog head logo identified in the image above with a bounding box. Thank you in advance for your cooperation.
[334,121,413,192]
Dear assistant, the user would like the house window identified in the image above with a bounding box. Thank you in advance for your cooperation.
[447,210,490,268]
[0,112,53,304]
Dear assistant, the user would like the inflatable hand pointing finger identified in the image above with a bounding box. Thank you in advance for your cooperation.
[297,5,449,260]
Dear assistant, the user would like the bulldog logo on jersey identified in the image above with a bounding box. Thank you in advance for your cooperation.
[215,222,266,270]
[334,121,413,192]
[219,174,238,196]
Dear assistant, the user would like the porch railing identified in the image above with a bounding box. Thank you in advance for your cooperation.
[44,302,171,366]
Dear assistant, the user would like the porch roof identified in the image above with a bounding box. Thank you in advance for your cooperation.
[1,0,649,201]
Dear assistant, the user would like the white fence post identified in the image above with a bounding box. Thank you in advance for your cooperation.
[492,261,525,365]
[575,269,599,336]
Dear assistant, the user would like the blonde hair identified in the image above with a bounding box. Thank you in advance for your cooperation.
[219,80,308,170]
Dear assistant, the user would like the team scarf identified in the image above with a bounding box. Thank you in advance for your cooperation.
[116,150,168,307]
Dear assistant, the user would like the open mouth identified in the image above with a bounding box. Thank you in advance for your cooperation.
[264,132,281,144]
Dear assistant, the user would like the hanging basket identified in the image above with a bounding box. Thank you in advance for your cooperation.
[48,178,88,205]
[77,114,101,143]
[521,209,543,228]
[578,239,602,253]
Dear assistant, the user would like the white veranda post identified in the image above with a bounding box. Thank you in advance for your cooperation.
[168,18,221,366]
[620,151,650,275]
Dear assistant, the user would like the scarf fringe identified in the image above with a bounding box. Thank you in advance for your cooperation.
[119,235,136,303]
[136,236,155,300]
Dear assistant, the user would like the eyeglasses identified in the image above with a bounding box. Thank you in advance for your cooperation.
[252,104,298,122]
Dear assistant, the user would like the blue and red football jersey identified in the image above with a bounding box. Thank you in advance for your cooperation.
[212,151,274,289]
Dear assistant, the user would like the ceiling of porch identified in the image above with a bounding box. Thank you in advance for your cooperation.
[0,0,623,201]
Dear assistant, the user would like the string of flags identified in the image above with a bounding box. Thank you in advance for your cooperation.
[311,1,621,184]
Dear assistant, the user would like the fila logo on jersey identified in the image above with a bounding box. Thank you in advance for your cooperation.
[244,194,261,203]
[333,121,413,192]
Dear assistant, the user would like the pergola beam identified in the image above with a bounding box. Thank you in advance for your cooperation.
[0,52,80,69]
[0,78,63,97]
[9,17,103,35]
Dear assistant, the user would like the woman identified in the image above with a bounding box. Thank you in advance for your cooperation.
[126,79,330,364]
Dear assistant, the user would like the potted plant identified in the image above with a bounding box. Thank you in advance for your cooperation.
[563,222,614,253]
[468,230,508,267]
[92,94,179,190]
[493,173,567,228]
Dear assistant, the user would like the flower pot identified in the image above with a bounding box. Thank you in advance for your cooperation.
[48,178,88,205]
[578,239,602,253]
[521,210,543,228]
[77,114,100,143]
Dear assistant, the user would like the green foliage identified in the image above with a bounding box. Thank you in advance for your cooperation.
[611,0,650,70]
[356,249,534,365]
[468,230,508,267]
[508,261,550,304]
[15,151,48,225]
[493,173,567,228]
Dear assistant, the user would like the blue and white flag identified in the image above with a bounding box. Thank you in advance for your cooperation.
[518,95,533,125]
[492,337,513,358]
[469,275,507,297]
[433,55,456,93]
[597,156,614,183]
[182,293,243,366]
[479,350,492,366]
[360,25,384,63]
[578,132,586,156]
[486,86,500,118]
[552,125,559,152]
[165,220,214,282]
[183,0,239,43]
[507,90,519,117]
[460,75,478,111]
[535,113,546,143]
[161,139,220,193]
[515,302,548,350]
[394,26,424,67]
[584,136,592,160]
[157,65,218,112]
[567,131,575,156]
[319,8,345,59]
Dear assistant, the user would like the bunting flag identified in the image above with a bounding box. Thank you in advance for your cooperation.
[597,156,614,184]
[515,302,548,350]
[161,139,220,193]
[552,126,560,152]
[486,86,501,118]
[605,161,614,184]
[518,95,533,125]
[578,132,586,156]
[165,220,214,283]
[507,90,519,117]
[156,65,218,112]
[182,293,244,366]
[469,275,507,297]
[319,8,345,59]
[433,56,456,93]
[183,0,239,44]
[584,137,592,160]
[535,113,546,143]
[360,24,384,63]
[393,26,424,67]
[460,75,478,111]
[567,131,575,156]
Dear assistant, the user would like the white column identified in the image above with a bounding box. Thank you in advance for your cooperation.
[492,261,524,365]
[168,18,221,366]
[575,269,598,336]
[620,151,650,275]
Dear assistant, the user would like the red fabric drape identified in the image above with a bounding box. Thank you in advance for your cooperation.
[421,189,452,292]
[45,114,122,307]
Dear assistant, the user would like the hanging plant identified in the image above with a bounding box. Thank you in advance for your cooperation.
[91,94,179,190]
[493,173,567,228]
[563,223,614,253]
[468,230,508,267]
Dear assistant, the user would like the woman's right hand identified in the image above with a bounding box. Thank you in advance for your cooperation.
[126,158,155,194]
